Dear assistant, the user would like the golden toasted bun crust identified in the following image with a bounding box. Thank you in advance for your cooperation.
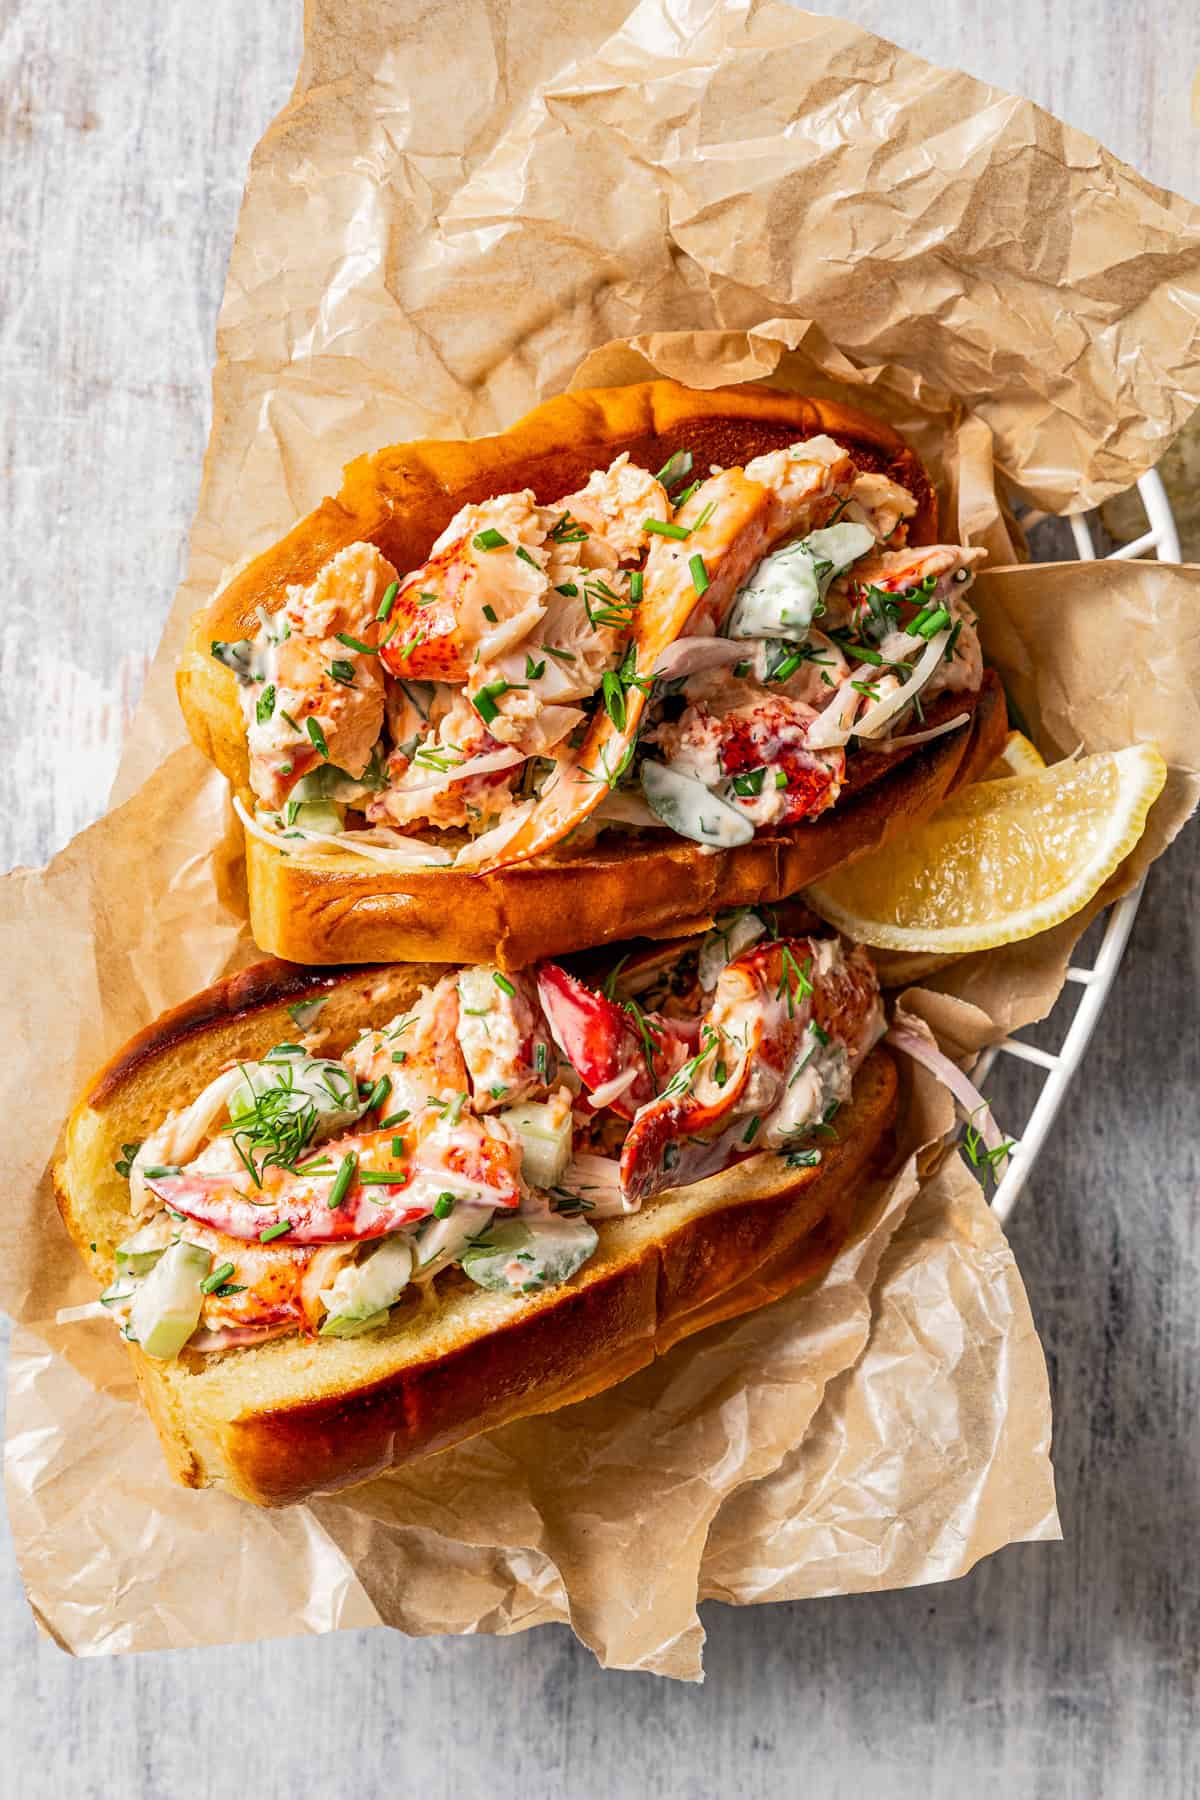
[242,672,1005,969]
[55,957,897,1507]
[175,378,965,965]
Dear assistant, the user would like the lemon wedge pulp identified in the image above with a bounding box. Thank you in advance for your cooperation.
[807,743,1167,954]
[985,729,1046,780]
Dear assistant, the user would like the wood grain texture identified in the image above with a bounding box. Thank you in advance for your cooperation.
[1,1,1198,1794]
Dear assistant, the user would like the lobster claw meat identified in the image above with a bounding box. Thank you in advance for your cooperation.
[535,961,689,1119]
[148,1115,521,1246]
[619,936,884,1201]
[617,1037,760,1201]
[618,941,809,1201]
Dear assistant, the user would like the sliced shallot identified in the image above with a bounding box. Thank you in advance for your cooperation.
[234,797,453,868]
[397,744,524,794]
[854,629,953,739]
[651,637,748,682]
[806,628,951,751]
[885,1025,1011,1168]
[559,1153,637,1219]
[869,712,970,753]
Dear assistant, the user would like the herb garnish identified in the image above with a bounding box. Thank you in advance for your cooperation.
[776,947,813,1018]
[114,1141,143,1178]
[601,670,627,731]
[654,449,694,490]
[549,511,588,544]
[583,576,636,631]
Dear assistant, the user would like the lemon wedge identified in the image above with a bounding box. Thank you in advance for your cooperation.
[985,729,1046,780]
[808,743,1167,953]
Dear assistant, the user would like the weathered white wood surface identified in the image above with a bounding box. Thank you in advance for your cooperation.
[2,2,1198,1794]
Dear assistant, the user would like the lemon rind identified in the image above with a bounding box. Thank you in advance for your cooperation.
[807,747,1167,954]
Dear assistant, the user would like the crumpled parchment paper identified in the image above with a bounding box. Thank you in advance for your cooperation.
[3,0,1199,1679]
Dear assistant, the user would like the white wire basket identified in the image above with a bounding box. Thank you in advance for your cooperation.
[978,471,1180,1222]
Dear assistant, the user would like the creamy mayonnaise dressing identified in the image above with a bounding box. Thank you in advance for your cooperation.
[99,932,883,1360]
[213,437,985,866]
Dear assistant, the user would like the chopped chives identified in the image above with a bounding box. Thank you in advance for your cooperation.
[328,659,356,686]
[515,546,539,568]
[379,1109,410,1129]
[335,633,378,655]
[644,518,690,540]
[327,1154,357,1210]
[731,768,765,797]
[493,971,516,996]
[376,580,399,622]
[365,1075,392,1113]
[473,528,508,551]
[256,685,276,724]
[653,448,693,489]
[629,570,644,604]
[258,1219,293,1243]
[357,1170,411,1186]
[306,717,329,759]
[689,553,709,596]
[601,671,626,731]
[482,604,498,623]
[200,1261,236,1294]
[434,1193,456,1219]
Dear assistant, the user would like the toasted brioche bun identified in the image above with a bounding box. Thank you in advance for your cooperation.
[244,674,1004,968]
[55,956,897,1507]
[175,379,998,968]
